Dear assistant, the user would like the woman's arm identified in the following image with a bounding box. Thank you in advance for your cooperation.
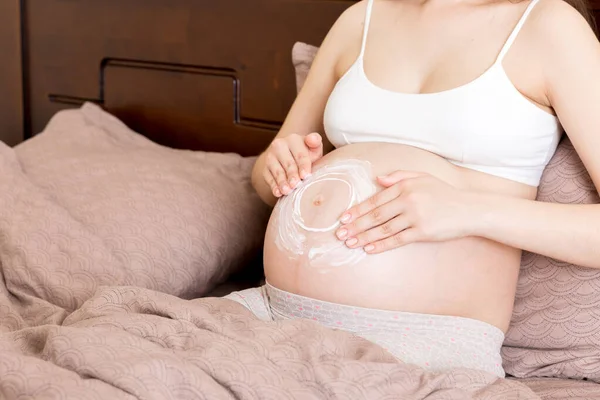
[337,1,600,268]
[470,195,600,268]
[470,0,600,269]
[251,3,366,206]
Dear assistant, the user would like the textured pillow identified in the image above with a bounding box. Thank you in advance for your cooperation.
[502,136,600,382]
[291,41,600,382]
[292,42,319,92]
[13,102,271,301]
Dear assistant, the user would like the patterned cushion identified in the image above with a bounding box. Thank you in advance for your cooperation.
[13,102,271,301]
[292,42,319,93]
[502,136,600,382]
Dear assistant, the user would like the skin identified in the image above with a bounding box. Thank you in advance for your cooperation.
[338,0,600,269]
[252,0,600,274]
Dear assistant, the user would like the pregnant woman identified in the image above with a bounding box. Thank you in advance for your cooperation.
[225,0,600,377]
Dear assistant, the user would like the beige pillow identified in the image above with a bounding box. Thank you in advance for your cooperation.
[292,41,600,382]
[502,136,600,382]
[292,42,319,92]
[13,102,271,302]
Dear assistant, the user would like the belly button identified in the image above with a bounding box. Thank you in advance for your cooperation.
[313,194,325,206]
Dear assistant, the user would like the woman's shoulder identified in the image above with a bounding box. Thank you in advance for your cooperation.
[516,0,600,124]
[314,1,369,77]
[529,0,592,24]
[329,0,370,38]
[524,0,597,51]
[339,0,370,21]
[509,0,598,82]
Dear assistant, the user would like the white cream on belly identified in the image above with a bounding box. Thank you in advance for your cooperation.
[272,159,378,271]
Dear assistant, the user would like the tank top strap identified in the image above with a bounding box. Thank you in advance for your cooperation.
[495,0,540,63]
[359,0,375,58]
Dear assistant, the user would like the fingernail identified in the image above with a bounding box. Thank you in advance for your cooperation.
[346,238,358,247]
[299,170,308,179]
[340,214,351,223]
[364,244,375,252]
[336,229,348,239]
[282,185,291,194]
[289,177,299,187]
[274,188,282,197]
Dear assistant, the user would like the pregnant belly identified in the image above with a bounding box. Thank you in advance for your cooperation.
[263,143,525,331]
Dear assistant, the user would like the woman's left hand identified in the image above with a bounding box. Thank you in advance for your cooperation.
[335,171,477,254]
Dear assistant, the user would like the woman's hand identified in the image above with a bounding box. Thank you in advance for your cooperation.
[263,132,324,198]
[335,171,477,254]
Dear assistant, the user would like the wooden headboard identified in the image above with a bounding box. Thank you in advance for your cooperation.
[0,0,357,155]
[1,0,599,154]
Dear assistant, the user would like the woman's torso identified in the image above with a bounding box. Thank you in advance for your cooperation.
[264,0,562,332]
[264,143,529,331]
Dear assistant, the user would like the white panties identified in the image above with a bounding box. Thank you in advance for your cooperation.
[224,283,506,378]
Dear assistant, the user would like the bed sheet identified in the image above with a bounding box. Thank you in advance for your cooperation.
[516,377,600,400]
[0,121,575,399]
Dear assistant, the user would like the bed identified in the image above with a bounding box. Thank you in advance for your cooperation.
[2,0,359,295]
[0,0,599,399]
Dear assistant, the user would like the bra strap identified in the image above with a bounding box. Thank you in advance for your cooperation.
[359,0,375,57]
[495,0,540,63]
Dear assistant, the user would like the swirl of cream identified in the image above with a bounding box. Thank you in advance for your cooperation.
[273,159,377,268]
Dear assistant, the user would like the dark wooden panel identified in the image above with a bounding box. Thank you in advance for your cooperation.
[103,60,276,156]
[0,0,23,146]
[15,0,598,152]
[22,0,356,153]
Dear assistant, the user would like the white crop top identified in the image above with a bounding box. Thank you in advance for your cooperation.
[323,0,562,187]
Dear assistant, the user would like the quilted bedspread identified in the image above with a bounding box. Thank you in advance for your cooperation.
[0,130,543,399]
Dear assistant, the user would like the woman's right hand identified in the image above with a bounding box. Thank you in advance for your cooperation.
[263,132,324,198]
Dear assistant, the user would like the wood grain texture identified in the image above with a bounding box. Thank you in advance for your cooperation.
[102,60,278,155]
[3,0,598,151]
[21,0,356,155]
[0,0,23,146]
